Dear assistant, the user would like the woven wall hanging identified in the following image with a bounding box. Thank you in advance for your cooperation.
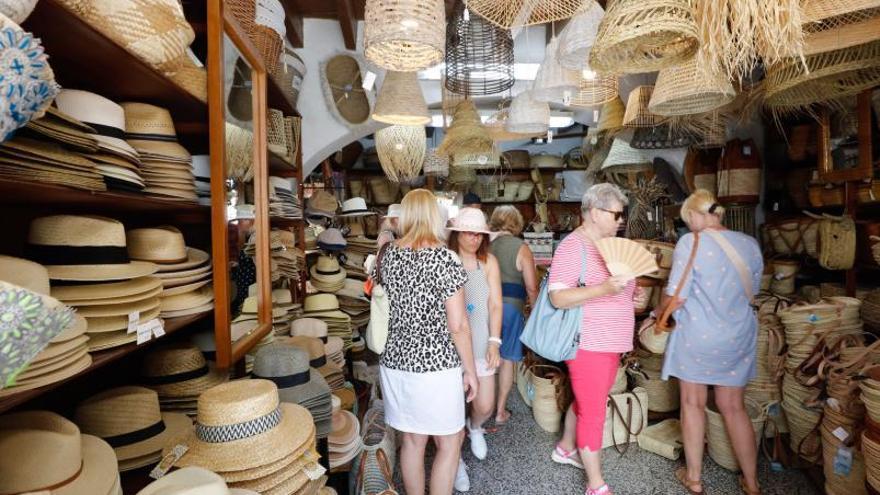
[320,53,375,130]
[372,71,430,125]
[462,0,590,30]
[376,124,426,183]
[364,0,446,72]
[444,3,515,96]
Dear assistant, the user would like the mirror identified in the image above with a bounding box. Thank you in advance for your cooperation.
[818,90,873,183]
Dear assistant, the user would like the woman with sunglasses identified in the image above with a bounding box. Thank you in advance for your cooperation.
[547,183,635,495]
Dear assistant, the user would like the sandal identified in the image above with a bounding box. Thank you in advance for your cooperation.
[674,466,704,494]
[494,409,512,426]
[739,475,761,495]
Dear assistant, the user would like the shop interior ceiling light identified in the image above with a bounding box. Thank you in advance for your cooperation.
[376,124,427,183]
[444,3,515,96]
[364,0,446,72]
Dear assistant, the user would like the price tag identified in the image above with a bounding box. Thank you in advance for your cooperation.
[150,319,166,339]
[834,447,853,476]
[127,311,140,334]
[743,145,752,156]
[646,211,653,221]
[547,130,553,143]
[362,71,377,91]
[137,324,152,345]
[832,426,849,442]
[593,110,599,122]
[773,202,780,212]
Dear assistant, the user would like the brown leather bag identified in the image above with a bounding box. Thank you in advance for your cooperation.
[655,232,701,333]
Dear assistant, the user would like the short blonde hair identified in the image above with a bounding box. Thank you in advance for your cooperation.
[489,205,525,236]
[680,189,726,227]
[398,189,445,247]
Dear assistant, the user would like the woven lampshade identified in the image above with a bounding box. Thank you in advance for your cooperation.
[364,0,446,71]
[376,124,427,182]
[623,86,665,128]
[802,0,880,55]
[570,69,619,107]
[437,100,494,156]
[423,147,450,176]
[533,37,580,103]
[506,90,550,135]
[596,97,625,134]
[462,0,590,29]
[557,0,605,70]
[445,3,515,96]
[590,0,699,74]
[372,71,430,125]
[601,130,652,173]
[484,102,546,142]
[648,56,736,116]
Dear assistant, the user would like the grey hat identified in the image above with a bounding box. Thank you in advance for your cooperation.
[317,228,347,251]
[252,344,331,408]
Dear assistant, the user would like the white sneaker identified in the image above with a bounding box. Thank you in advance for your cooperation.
[468,422,488,460]
[551,443,584,470]
[454,459,470,492]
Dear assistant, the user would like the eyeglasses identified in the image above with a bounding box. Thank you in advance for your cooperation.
[597,208,625,221]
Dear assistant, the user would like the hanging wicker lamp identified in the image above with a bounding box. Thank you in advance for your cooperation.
[376,124,427,182]
[569,69,619,107]
[648,55,736,117]
[437,99,494,156]
[801,0,880,55]
[364,0,446,72]
[372,71,430,125]
[589,0,699,74]
[623,86,665,128]
[484,101,546,142]
[533,37,580,103]
[444,3,515,96]
[462,0,590,29]
[596,96,625,135]
[505,90,550,135]
[423,147,450,177]
[557,0,605,70]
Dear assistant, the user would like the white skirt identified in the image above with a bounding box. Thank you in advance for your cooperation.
[380,365,465,436]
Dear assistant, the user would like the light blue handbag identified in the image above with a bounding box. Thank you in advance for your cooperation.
[520,239,587,362]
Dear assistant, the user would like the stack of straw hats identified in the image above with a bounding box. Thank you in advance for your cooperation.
[310,254,346,293]
[122,102,197,201]
[285,335,345,391]
[27,215,161,351]
[140,343,228,417]
[0,410,122,495]
[328,395,363,469]
[73,386,191,472]
[269,176,303,220]
[136,466,258,495]
[303,294,353,351]
[317,228,347,252]
[254,344,334,439]
[342,226,377,280]
[126,226,214,318]
[306,190,338,221]
[291,318,346,369]
[336,278,371,331]
[270,229,305,283]
[165,380,328,494]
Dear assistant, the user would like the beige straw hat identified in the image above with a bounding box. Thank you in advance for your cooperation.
[51,276,163,303]
[372,71,430,125]
[159,285,214,313]
[137,466,259,495]
[53,90,140,163]
[73,386,191,470]
[140,343,228,398]
[121,102,190,161]
[0,410,119,495]
[27,215,158,281]
[127,226,189,264]
[0,353,93,397]
[282,336,343,380]
[0,254,50,294]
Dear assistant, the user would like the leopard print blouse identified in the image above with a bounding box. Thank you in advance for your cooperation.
[375,244,468,373]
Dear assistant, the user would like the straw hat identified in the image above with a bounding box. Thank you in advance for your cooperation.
[0,254,50,294]
[27,215,158,281]
[448,207,491,234]
[51,276,162,303]
[54,90,140,162]
[137,466,258,495]
[306,190,338,219]
[623,86,665,128]
[290,318,329,341]
[310,255,346,284]
[372,71,430,125]
[140,343,228,398]
[127,226,189,264]
[303,293,347,316]
[121,102,190,160]
[283,335,342,380]
[339,197,374,217]
[73,386,191,470]
[170,380,314,473]
[253,345,331,408]
[159,286,214,315]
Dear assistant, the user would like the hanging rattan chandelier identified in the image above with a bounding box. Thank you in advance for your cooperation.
[364,0,446,72]
[444,3,515,96]
[376,124,427,182]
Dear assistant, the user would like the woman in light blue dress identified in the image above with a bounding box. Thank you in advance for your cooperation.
[659,190,764,495]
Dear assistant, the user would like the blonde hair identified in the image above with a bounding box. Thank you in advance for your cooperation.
[680,189,726,226]
[489,205,524,236]
[398,189,445,247]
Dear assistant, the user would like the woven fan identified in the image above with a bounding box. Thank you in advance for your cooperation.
[593,237,659,278]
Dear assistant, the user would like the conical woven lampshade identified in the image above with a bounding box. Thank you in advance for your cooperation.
[376,124,427,182]
[372,71,430,125]
[623,86,665,128]
[463,0,590,29]
[557,0,605,70]
[533,38,580,103]
[570,69,619,107]
[596,97,625,134]
[506,90,550,135]
[485,102,546,142]
[445,3,515,96]
[437,100,494,156]
[648,57,736,117]
[601,130,651,172]
[364,0,446,71]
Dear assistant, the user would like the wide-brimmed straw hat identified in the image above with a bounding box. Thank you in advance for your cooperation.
[137,466,258,495]
[282,336,343,381]
[447,207,491,234]
[141,343,228,398]
[253,345,331,408]
[54,90,140,162]
[310,255,346,283]
[0,410,119,495]
[51,276,163,304]
[121,102,191,161]
[73,386,191,471]
[306,190,338,219]
[127,226,189,264]
[0,254,50,294]
[317,229,347,252]
[27,215,157,281]
[170,380,315,473]
[383,203,402,219]
[302,294,349,320]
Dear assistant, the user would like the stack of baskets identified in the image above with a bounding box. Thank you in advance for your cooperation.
[746,295,789,433]
[861,368,880,492]
[706,396,765,471]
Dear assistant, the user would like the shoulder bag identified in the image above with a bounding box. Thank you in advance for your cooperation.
[519,237,588,362]
[704,230,755,303]
[366,243,390,354]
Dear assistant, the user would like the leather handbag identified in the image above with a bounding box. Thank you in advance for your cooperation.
[366,244,390,354]
[520,238,588,362]
[602,387,649,453]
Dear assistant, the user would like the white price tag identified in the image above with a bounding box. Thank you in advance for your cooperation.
[646,211,653,221]
[137,324,152,345]
[547,130,553,143]
[127,311,140,334]
[150,319,166,339]
[593,109,599,122]
[743,145,752,156]
[832,426,849,442]
[362,71,377,91]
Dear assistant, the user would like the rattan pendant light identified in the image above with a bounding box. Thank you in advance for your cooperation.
[557,0,605,70]
[506,90,550,135]
[376,124,427,182]
[570,70,619,107]
[596,96,625,136]
[623,86,665,128]
[533,37,580,103]
[444,3,515,96]
[648,55,736,116]
[372,71,430,125]
[364,0,446,72]
[463,0,590,29]
[437,99,494,156]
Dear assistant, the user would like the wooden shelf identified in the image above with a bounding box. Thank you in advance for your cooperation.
[269,150,296,174]
[268,77,299,117]
[0,312,211,414]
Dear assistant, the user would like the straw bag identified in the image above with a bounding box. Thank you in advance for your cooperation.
[817,214,857,270]
[717,139,761,205]
[706,397,766,471]
[516,181,535,202]
[356,447,398,495]
[602,387,648,453]
[531,364,568,433]
[366,244,390,354]
[357,402,398,495]
[638,419,683,460]
[629,367,680,413]
[516,359,535,407]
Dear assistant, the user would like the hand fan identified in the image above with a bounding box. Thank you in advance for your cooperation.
[593,237,659,278]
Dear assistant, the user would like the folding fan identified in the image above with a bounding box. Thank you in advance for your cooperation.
[593,237,659,278]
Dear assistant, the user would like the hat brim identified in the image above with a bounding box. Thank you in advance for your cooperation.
[50,314,88,344]
[339,210,376,217]
[76,296,160,318]
[446,226,492,234]
[114,412,192,462]
[86,306,160,333]
[144,364,228,398]
[51,276,162,302]
[17,345,89,381]
[45,261,158,282]
[0,354,92,397]
[154,248,210,273]
[160,301,214,318]
[276,370,330,406]
[159,286,214,312]
[127,139,191,161]
[162,279,211,297]
[64,285,162,308]
[217,431,316,483]
[223,448,313,493]
[33,335,90,363]
[86,330,137,351]
[54,434,119,495]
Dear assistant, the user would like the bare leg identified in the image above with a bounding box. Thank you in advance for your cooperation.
[559,403,577,452]
[431,431,464,495]
[495,360,514,423]
[716,386,759,492]
[680,381,708,491]
[400,432,429,495]
[578,447,604,490]
[470,375,496,429]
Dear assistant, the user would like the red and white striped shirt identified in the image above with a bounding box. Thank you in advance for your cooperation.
[548,234,635,353]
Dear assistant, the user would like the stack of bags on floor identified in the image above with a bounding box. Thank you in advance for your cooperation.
[140,343,228,418]
[291,318,346,370]
[303,294,353,351]
[269,176,303,219]
[336,279,371,333]
[310,254,346,293]
[328,395,363,469]
[284,336,345,391]
[192,155,211,205]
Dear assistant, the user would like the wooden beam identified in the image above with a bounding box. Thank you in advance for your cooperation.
[281,1,304,47]
[336,0,357,50]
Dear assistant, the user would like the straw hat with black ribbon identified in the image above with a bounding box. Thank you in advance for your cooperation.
[310,254,347,293]
[140,343,228,401]
[372,71,430,125]
[282,336,345,390]
[21,105,100,153]
[53,90,141,164]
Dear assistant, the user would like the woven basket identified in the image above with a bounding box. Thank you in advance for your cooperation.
[272,45,305,110]
[649,56,737,116]
[803,0,880,56]
[821,421,868,494]
[557,0,606,70]
[350,180,364,198]
[638,419,683,460]
[438,100,495,156]
[376,124,427,183]
[506,91,550,135]
[531,364,566,433]
[485,106,545,142]
[445,2,515,96]
[324,54,372,127]
[717,138,762,205]
[475,176,501,202]
[863,430,880,492]
[267,109,288,157]
[499,181,521,202]
[364,0,445,71]
[769,259,799,296]
[516,181,535,201]
[503,150,530,170]
[373,71,430,125]
[765,217,819,257]
[570,71,620,107]
[565,147,588,169]
[369,177,400,205]
[462,0,588,29]
[706,397,765,471]
[251,24,282,75]
[818,215,857,270]
[447,163,477,186]
[169,60,207,103]
[631,367,679,413]
[623,86,665,128]
[590,0,699,74]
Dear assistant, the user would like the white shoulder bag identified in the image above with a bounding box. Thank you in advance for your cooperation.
[366,244,390,354]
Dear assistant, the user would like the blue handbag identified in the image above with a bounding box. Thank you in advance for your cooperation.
[519,239,587,362]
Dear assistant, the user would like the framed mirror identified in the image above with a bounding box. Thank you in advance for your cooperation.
[208,0,272,368]
[818,89,873,183]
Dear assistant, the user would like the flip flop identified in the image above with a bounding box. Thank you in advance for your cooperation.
[675,466,705,495]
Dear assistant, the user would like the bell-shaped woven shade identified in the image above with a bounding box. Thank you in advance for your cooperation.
[364,0,446,71]
[506,90,550,135]
[485,103,546,142]
[445,3,515,96]
[423,147,450,177]
[463,0,590,29]
[623,86,665,128]
[557,0,605,70]
[596,96,625,134]
[601,130,652,172]
[372,71,430,125]
[376,124,427,182]
[569,69,619,107]
[533,37,580,103]
[590,0,699,74]
[437,100,494,156]
[648,56,736,117]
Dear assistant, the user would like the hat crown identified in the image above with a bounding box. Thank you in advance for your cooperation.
[142,344,208,378]
[137,466,231,495]
[0,411,83,493]
[28,215,127,247]
[0,254,50,294]
[290,317,328,338]
[342,197,368,212]
[304,293,340,312]
[74,386,162,438]
[55,89,126,131]
[287,336,326,360]
[315,254,340,272]
[127,226,188,262]
[120,102,176,137]
[254,345,310,378]
[451,207,490,232]
[308,190,338,213]
[317,229,346,246]
[196,380,280,427]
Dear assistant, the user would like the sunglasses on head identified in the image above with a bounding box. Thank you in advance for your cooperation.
[597,208,625,221]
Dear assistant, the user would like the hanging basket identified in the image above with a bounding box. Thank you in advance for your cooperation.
[623,86,665,128]
[533,37,580,103]
[649,56,737,117]
[376,124,426,183]
[596,97,625,135]
[462,0,589,29]
[271,44,306,110]
[364,0,446,71]
[445,3,515,96]
[557,0,606,70]
[506,91,550,135]
[569,71,619,107]
[322,53,373,129]
[373,71,430,125]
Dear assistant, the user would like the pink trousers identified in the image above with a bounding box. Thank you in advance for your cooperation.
[566,349,620,451]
